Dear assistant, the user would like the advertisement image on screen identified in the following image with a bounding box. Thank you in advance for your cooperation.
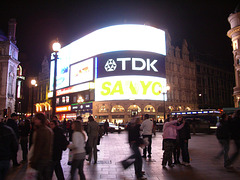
[70,58,94,86]
[95,75,167,101]
[96,51,166,79]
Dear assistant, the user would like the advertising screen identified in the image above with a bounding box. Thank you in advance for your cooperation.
[49,24,166,98]
[95,76,166,101]
[70,58,94,86]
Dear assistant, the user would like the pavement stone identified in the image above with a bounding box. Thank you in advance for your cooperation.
[5,131,240,180]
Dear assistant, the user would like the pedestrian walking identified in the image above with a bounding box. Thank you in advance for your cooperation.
[50,120,69,180]
[140,114,153,158]
[29,113,53,180]
[68,120,87,180]
[215,113,230,168]
[6,113,20,167]
[121,117,147,180]
[0,118,18,180]
[178,115,191,166]
[225,110,240,168]
[104,119,109,135]
[86,116,99,164]
[162,116,185,168]
[18,118,30,163]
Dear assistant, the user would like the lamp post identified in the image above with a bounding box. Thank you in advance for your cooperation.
[31,79,37,119]
[52,40,61,118]
[163,85,170,120]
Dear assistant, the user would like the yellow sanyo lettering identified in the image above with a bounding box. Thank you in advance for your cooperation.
[140,81,152,95]
[101,81,111,96]
[152,82,162,95]
[129,81,137,94]
[110,81,124,95]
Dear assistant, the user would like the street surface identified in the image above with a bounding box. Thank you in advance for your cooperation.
[6,131,240,180]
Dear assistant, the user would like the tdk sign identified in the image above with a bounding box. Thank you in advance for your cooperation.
[105,58,158,72]
[97,51,166,78]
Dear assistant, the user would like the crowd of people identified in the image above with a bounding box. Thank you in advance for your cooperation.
[1,110,240,180]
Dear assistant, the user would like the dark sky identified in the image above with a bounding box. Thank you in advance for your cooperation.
[0,0,239,75]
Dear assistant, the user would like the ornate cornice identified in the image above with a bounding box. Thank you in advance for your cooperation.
[227,26,240,38]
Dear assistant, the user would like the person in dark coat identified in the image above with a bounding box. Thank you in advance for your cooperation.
[103,120,109,135]
[6,113,20,166]
[121,117,146,180]
[215,113,230,168]
[0,118,18,179]
[178,115,191,166]
[226,110,240,167]
[50,120,69,180]
[18,119,30,163]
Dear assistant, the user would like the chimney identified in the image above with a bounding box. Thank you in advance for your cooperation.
[8,18,17,44]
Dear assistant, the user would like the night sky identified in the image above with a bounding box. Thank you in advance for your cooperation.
[0,0,239,76]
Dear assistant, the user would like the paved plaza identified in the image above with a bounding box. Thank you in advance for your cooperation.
[5,131,240,180]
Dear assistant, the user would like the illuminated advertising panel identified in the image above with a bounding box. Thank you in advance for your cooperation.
[95,76,166,101]
[96,51,165,78]
[50,24,166,99]
[70,58,94,86]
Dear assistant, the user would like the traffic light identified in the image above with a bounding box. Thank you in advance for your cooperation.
[3,109,7,118]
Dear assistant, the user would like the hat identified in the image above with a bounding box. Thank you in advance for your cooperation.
[11,113,18,117]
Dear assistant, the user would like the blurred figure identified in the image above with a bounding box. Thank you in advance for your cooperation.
[66,120,71,137]
[178,115,191,166]
[0,118,18,180]
[50,120,69,180]
[215,113,230,168]
[86,116,99,164]
[121,117,146,180]
[104,119,109,135]
[140,114,153,158]
[6,113,20,167]
[68,120,87,180]
[162,117,185,168]
[29,113,53,180]
[226,110,240,168]
[18,119,30,163]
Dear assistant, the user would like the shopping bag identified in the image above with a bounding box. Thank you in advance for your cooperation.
[68,149,73,165]
[24,167,38,180]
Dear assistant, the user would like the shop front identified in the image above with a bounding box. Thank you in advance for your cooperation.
[71,102,93,122]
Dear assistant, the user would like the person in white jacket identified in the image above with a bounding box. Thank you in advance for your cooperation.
[68,120,87,180]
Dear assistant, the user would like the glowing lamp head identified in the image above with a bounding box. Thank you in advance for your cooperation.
[52,41,61,52]
[31,79,36,86]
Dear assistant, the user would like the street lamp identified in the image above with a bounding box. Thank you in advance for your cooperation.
[52,40,61,118]
[31,79,37,119]
[163,85,170,120]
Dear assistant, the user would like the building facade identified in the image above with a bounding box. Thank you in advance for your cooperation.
[0,19,19,118]
[228,4,240,107]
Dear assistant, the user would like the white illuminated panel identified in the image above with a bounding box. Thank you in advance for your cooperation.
[60,24,166,65]
[70,58,94,86]
[95,75,166,101]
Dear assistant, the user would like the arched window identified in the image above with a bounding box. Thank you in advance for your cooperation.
[144,105,155,112]
[99,105,108,113]
[127,105,141,112]
[185,107,191,111]
[111,105,125,112]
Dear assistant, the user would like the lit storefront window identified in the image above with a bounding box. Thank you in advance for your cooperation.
[128,105,141,112]
[111,105,125,112]
[144,105,155,112]
[99,105,108,112]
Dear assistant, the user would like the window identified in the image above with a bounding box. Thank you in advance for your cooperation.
[233,40,238,50]
[66,96,69,103]
[73,96,77,103]
[144,105,155,112]
[111,105,125,112]
[62,96,66,103]
[99,105,108,112]
[56,98,60,104]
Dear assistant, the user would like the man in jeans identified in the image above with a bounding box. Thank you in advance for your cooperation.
[141,114,153,158]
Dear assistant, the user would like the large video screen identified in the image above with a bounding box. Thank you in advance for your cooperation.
[95,76,167,101]
[50,24,166,99]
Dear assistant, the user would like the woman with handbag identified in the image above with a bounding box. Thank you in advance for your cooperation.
[68,120,87,180]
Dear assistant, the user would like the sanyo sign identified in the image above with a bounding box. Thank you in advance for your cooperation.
[105,58,158,72]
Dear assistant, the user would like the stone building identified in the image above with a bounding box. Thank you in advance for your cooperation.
[227,3,240,107]
[0,19,19,117]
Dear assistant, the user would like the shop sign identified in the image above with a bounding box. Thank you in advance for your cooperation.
[56,105,71,112]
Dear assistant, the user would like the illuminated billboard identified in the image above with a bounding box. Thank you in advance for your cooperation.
[49,24,166,101]
[70,58,94,86]
[95,76,166,101]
